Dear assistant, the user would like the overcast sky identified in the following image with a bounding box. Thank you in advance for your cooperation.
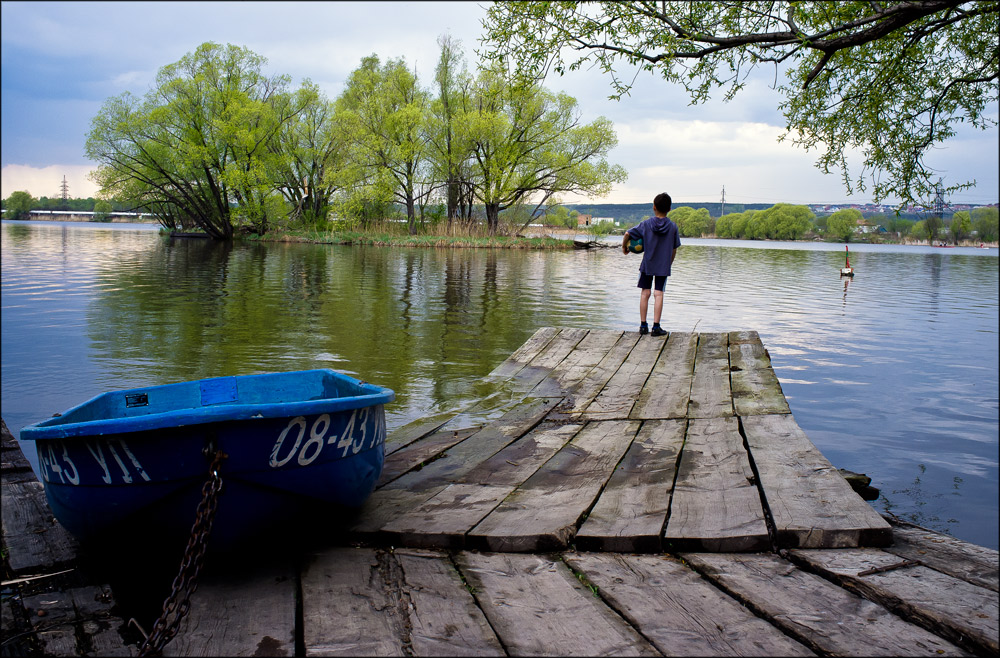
[2,1,998,207]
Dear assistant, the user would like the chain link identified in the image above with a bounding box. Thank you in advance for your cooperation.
[138,448,227,657]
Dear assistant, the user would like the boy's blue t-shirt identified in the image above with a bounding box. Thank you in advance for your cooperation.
[627,216,681,276]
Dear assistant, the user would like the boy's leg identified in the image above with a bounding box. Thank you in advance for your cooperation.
[639,288,651,323]
[650,276,667,336]
[652,290,663,324]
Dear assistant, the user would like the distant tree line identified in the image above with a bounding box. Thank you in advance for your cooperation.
[83,40,625,240]
[1,192,132,220]
[535,202,999,244]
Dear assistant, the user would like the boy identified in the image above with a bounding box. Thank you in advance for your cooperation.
[622,193,680,336]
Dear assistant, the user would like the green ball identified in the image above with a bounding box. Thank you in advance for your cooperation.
[628,237,643,253]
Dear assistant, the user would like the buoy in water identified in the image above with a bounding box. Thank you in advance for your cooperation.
[840,245,854,277]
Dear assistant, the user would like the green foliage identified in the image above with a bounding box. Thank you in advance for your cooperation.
[911,219,928,241]
[457,66,627,234]
[86,42,309,239]
[668,206,711,237]
[274,82,348,229]
[93,199,113,222]
[4,191,35,219]
[971,207,999,242]
[337,54,432,234]
[715,210,750,238]
[712,204,812,240]
[950,211,972,244]
[481,2,999,205]
[884,216,915,237]
[924,215,944,243]
[826,208,863,242]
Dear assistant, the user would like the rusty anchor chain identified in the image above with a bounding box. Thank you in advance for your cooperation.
[137,445,227,657]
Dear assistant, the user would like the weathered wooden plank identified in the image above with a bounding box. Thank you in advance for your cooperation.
[742,414,892,548]
[728,331,790,416]
[385,411,458,455]
[381,484,514,549]
[394,549,505,656]
[530,329,623,398]
[469,420,640,552]
[665,417,770,552]
[382,397,561,493]
[578,334,666,419]
[630,331,697,419]
[885,522,999,592]
[459,421,584,486]
[2,420,80,575]
[378,427,478,487]
[1,479,79,574]
[575,419,685,552]
[2,418,35,481]
[380,423,584,548]
[301,548,410,656]
[486,326,559,379]
[303,547,503,657]
[455,552,659,656]
[165,560,296,657]
[22,586,132,657]
[683,552,968,657]
[554,331,640,417]
[565,553,816,656]
[790,548,999,656]
[688,332,734,418]
[349,486,445,537]
[509,327,589,394]
[349,398,560,536]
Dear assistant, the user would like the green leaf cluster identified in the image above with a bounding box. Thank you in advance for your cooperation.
[970,207,999,242]
[668,206,712,237]
[3,190,35,220]
[481,2,999,206]
[714,203,814,239]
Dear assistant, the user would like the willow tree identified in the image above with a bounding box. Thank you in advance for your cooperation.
[481,2,999,205]
[460,68,626,234]
[86,42,308,239]
[337,55,432,234]
[272,82,348,227]
[428,35,477,226]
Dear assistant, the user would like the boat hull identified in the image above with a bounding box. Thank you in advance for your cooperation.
[21,370,393,547]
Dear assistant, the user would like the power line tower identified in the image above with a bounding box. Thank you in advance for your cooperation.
[932,178,946,220]
[59,175,70,203]
[720,185,726,217]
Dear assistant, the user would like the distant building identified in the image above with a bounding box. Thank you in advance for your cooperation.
[576,214,593,227]
[855,218,879,234]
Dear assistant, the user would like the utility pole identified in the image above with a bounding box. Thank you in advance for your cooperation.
[720,185,726,217]
[59,175,70,207]
[933,178,945,220]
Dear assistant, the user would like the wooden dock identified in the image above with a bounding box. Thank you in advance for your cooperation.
[2,328,998,657]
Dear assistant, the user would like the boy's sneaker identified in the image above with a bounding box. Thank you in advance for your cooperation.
[651,325,667,337]
[639,322,649,335]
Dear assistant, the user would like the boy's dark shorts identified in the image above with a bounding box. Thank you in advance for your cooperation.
[637,273,667,291]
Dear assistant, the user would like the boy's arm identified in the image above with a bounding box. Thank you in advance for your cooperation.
[671,245,678,266]
[622,231,630,254]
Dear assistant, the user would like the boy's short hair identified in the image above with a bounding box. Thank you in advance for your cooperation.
[654,193,672,214]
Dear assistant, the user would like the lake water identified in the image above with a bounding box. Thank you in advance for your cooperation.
[2,220,997,549]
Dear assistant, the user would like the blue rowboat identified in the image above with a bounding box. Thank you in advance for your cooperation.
[19,369,394,548]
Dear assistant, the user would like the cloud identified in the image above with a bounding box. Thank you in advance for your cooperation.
[1,164,99,199]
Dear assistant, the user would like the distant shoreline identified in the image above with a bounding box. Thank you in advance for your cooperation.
[6,217,995,248]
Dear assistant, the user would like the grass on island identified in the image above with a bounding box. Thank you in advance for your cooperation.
[243,218,579,249]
